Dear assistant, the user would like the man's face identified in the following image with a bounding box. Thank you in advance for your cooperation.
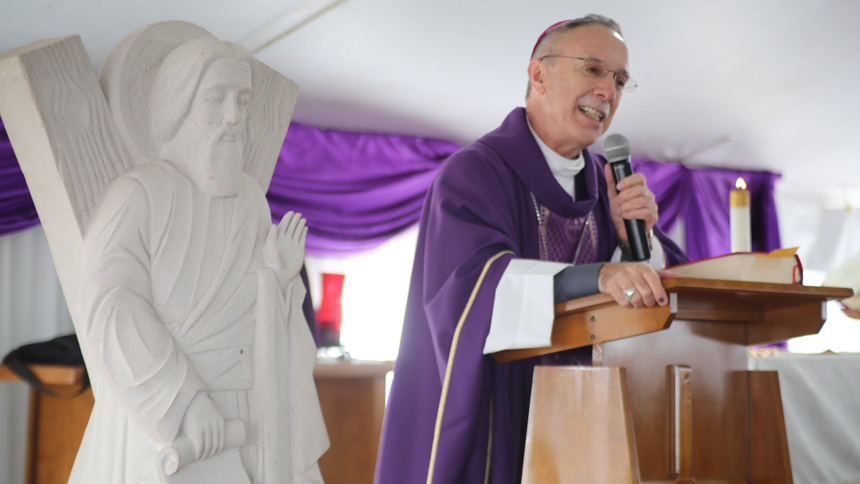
[536,25,629,156]
[180,57,252,197]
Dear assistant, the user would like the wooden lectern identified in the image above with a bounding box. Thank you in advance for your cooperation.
[495,278,852,484]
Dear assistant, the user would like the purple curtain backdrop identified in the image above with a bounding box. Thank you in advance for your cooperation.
[0,118,39,234]
[267,123,460,254]
[0,116,779,260]
[633,159,782,261]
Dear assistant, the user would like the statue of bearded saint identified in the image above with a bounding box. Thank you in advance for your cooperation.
[64,24,328,484]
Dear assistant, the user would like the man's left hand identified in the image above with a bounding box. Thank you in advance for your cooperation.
[604,163,658,247]
[598,262,680,308]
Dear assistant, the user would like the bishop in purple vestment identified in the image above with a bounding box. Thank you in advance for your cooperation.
[376,15,688,484]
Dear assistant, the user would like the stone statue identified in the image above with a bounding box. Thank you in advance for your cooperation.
[0,21,327,483]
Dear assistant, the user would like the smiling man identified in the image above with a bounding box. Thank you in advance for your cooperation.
[375,15,689,484]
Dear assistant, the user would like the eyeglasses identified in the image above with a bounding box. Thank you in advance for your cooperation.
[540,55,638,93]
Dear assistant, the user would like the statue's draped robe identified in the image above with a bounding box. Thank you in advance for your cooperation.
[69,160,326,483]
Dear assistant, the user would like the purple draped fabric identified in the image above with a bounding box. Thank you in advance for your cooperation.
[0,116,779,260]
[267,123,461,254]
[633,158,782,261]
[0,118,39,234]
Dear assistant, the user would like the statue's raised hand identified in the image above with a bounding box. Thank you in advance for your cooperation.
[264,211,307,281]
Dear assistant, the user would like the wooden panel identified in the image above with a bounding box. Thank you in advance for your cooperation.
[0,366,90,484]
[522,367,639,484]
[748,371,793,484]
[314,361,392,484]
[751,302,825,346]
[27,387,93,484]
[601,320,750,482]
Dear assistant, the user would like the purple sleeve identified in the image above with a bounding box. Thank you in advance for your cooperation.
[420,148,527,379]
[378,147,527,483]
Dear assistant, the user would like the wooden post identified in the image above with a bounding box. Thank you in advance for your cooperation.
[748,371,793,484]
[522,367,640,484]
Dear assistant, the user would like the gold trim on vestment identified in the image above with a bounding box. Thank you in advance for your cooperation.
[484,396,494,484]
[425,250,514,484]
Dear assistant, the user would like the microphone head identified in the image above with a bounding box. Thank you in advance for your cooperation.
[602,133,631,163]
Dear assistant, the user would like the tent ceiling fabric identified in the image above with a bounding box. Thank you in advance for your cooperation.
[2,0,860,192]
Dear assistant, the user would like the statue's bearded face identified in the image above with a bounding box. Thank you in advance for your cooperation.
[177,57,252,197]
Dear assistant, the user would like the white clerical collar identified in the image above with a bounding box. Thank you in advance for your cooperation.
[527,119,585,200]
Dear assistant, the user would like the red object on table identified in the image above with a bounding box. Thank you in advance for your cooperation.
[316,273,345,347]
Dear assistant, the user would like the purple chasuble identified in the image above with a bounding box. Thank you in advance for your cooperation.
[375,108,687,484]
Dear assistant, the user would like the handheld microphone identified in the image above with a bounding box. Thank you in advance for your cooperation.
[602,133,650,262]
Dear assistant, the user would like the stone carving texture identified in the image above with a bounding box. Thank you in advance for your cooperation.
[0,21,327,483]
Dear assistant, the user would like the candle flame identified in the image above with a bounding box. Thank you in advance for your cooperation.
[735,177,747,190]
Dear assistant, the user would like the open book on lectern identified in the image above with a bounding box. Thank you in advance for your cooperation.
[668,247,802,284]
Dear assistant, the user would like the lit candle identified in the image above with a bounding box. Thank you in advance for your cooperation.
[730,177,751,252]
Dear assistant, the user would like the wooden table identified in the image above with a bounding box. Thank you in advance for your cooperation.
[0,364,92,484]
[314,360,393,484]
[0,359,392,484]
